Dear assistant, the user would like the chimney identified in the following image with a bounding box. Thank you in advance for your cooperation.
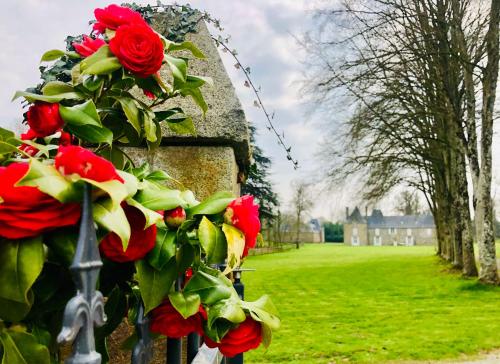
[345,207,349,220]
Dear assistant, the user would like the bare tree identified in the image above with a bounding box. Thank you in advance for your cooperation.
[395,190,421,216]
[291,181,313,249]
[305,0,500,281]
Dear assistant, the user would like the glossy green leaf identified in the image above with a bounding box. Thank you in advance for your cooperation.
[59,99,102,127]
[81,178,128,210]
[135,188,186,211]
[40,49,65,62]
[17,158,79,203]
[117,171,139,198]
[0,237,43,305]
[164,54,187,83]
[12,90,84,103]
[241,295,280,330]
[207,298,246,329]
[147,228,176,271]
[142,109,157,142]
[168,291,201,319]
[93,199,130,250]
[176,243,195,274]
[115,97,141,135]
[80,45,121,75]
[0,294,34,323]
[126,198,163,229]
[221,224,245,274]
[154,107,184,121]
[0,330,50,364]
[166,116,196,135]
[136,258,177,314]
[41,81,74,96]
[66,124,113,144]
[261,323,273,349]
[183,271,233,305]
[166,41,206,59]
[187,191,234,216]
[83,75,104,92]
[198,217,227,264]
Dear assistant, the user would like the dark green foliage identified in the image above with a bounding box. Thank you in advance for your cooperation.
[323,222,343,242]
[241,125,279,222]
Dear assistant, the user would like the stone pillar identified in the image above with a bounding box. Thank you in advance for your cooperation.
[124,14,251,198]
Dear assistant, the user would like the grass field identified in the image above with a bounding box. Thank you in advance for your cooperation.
[243,245,500,363]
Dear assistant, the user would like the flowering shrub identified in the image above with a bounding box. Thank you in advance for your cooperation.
[0,4,279,363]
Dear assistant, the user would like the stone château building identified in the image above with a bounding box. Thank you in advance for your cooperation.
[344,207,436,246]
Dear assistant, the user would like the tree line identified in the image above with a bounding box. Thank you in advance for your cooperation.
[306,0,499,283]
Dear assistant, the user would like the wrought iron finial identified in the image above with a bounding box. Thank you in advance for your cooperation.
[131,301,154,364]
[57,183,107,364]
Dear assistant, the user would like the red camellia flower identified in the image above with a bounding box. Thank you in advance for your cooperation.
[150,299,206,338]
[109,23,164,78]
[72,35,106,57]
[25,102,64,138]
[0,163,81,239]
[164,206,186,229]
[93,4,147,33]
[55,145,124,183]
[224,195,261,257]
[204,317,263,357]
[99,204,156,262]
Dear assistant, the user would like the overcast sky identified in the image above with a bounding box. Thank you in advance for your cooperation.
[1,1,499,221]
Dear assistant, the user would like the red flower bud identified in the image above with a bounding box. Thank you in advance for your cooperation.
[150,299,206,338]
[72,35,106,57]
[18,143,38,157]
[225,195,261,257]
[164,206,186,229]
[25,102,64,138]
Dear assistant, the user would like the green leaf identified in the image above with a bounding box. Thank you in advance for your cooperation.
[59,99,102,127]
[41,81,74,96]
[0,330,50,364]
[126,198,163,228]
[166,117,196,136]
[81,178,128,209]
[136,258,177,314]
[164,54,187,83]
[221,224,245,274]
[93,199,130,250]
[183,271,233,305]
[181,87,208,114]
[187,191,235,216]
[0,237,43,306]
[80,45,121,75]
[154,107,184,122]
[198,217,227,264]
[168,291,201,319]
[118,171,139,197]
[167,41,206,59]
[261,323,272,349]
[115,97,141,135]
[0,294,34,323]
[0,141,20,154]
[135,188,186,211]
[66,124,113,144]
[145,170,171,182]
[83,75,105,92]
[207,298,246,329]
[17,159,79,203]
[142,109,157,143]
[147,228,176,271]
[12,90,84,103]
[176,243,195,274]
[241,295,280,330]
[40,49,65,62]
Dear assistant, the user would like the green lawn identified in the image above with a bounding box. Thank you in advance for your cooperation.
[243,245,500,363]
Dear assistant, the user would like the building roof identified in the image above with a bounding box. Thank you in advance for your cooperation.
[347,207,435,229]
[367,214,435,229]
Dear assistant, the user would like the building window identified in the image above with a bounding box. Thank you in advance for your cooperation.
[407,228,412,236]
[426,228,432,237]
[389,227,396,234]
[374,236,382,246]
[375,228,380,236]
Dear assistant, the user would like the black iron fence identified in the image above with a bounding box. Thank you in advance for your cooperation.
[59,184,247,364]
